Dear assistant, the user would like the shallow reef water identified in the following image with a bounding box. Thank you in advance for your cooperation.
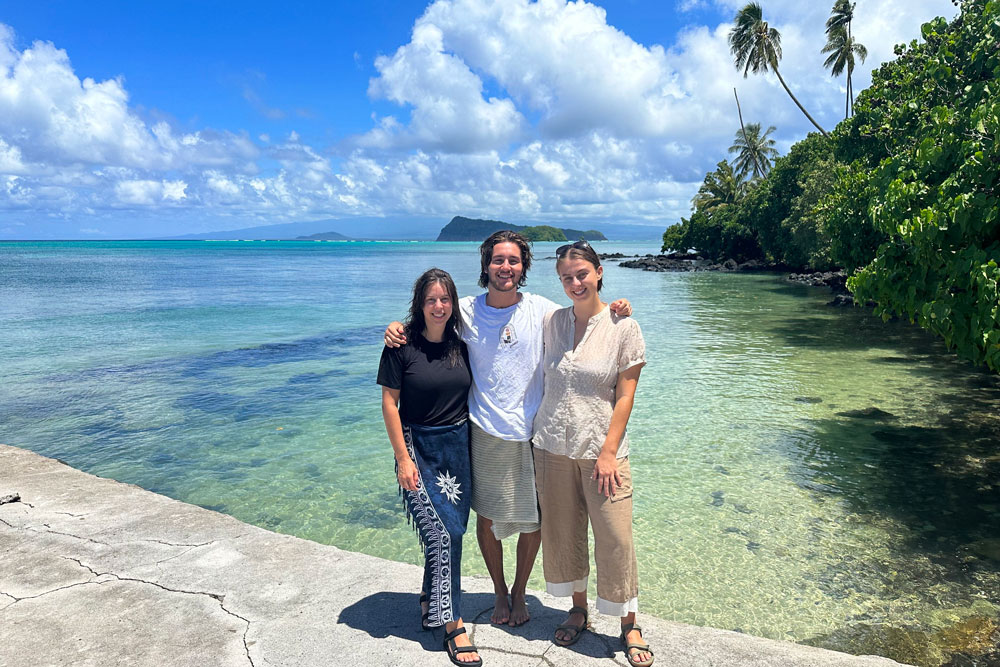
[2,240,999,665]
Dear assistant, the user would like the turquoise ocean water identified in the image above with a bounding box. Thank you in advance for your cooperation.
[2,240,999,665]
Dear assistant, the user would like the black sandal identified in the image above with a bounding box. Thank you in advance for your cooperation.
[443,626,482,666]
[419,592,433,630]
[553,605,589,647]
[620,623,654,667]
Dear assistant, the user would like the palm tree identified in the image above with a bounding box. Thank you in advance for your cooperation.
[728,2,829,137]
[693,160,746,214]
[825,0,854,34]
[823,0,867,118]
[728,122,778,179]
[822,28,867,118]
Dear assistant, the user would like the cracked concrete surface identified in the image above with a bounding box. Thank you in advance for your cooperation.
[0,444,911,667]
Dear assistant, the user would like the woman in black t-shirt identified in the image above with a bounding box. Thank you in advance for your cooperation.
[377,268,481,667]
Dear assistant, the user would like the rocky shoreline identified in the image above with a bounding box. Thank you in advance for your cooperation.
[607,253,860,307]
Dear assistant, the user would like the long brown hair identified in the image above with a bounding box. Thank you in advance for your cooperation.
[404,268,464,366]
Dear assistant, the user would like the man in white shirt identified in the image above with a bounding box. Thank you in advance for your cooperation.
[385,230,630,626]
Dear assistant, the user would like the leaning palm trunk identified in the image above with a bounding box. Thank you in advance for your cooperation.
[733,88,762,178]
[773,66,829,136]
[845,74,850,118]
[849,71,855,117]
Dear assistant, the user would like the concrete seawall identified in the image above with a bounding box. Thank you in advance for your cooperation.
[0,444,909,667]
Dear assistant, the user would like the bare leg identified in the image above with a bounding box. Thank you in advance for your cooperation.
[555,591,589,644]
[444,618,480,664]
[622,611,653,664]
[476,514,510,624]
[508,529,540,626]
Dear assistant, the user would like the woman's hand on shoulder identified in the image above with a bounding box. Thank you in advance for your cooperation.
[592,452,622,497]
[396,455,419,491]
[384,322,406,347]
[609,299,632,317]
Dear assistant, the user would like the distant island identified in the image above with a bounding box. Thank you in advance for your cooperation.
[295,231,350,240]
[435,216,607,242]
[153,215,662,242]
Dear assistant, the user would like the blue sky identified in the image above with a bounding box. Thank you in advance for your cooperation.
[0,0,956,239]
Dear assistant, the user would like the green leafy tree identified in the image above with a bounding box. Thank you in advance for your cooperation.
[834,0,1000,371]
[520,225,567,242]
[729,2,829,137]
[663,160,763,261]
[728,122,779,179]
[823,162,885,271]
[739,133,836,267]
[784,158,839,270]
[661,207,763,262]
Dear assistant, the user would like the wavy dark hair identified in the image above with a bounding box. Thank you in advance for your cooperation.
[404,268,464,367]
[478,230,532,289]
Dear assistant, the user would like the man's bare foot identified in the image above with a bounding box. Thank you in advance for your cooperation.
[444,620,480,664]
[508,592,530,626]
[490,592,510,624]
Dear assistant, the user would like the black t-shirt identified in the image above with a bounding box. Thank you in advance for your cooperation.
[377,335,471,426]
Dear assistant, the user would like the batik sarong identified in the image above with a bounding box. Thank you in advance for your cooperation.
[399,419,472,627]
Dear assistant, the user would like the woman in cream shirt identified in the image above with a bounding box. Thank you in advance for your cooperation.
[531,240,652,667]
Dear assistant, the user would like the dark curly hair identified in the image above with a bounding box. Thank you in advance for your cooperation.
[404,268,464,367]
[478,230,532,289]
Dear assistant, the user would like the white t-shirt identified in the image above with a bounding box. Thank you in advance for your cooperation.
[459,292,560,442]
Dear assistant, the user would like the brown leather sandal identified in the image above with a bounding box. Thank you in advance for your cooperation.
[554,605,590,647]
[620,623,654,667]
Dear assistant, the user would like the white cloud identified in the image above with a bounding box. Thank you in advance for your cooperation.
[0,1,962,229]
[412,0,683,139]
[0,137,26,173]
[162,180,187,201]
[115,179,188,205]
[0,26,258,175]
[363,18,525,152]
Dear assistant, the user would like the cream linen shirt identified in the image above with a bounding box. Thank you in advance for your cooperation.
[531,305,646,460]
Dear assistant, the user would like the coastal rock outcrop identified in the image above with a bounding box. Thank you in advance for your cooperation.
[618,254,781,273]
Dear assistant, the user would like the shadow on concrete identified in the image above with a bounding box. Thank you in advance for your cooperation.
[339,591,618,660]
[465,592,616,659]
[337,591,441,652]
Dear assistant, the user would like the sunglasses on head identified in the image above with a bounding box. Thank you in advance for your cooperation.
[555,239,592,256]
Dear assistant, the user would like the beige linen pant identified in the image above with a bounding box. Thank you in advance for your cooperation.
[533,447,639,616]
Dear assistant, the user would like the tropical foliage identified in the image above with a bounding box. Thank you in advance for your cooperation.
[840,0,1000,371]
[662,160,761,262]
[693,160,747,213]
[665,0,1000,372]
[520,225,567,242]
